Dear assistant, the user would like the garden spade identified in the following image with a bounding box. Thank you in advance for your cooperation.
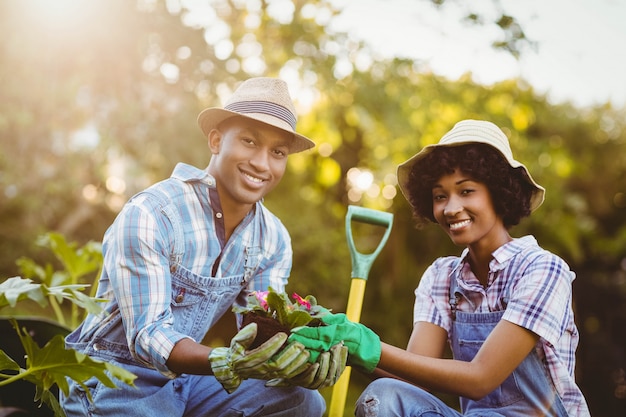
[329,205,393,417]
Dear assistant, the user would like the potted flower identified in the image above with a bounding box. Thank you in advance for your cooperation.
[233,287,329,349]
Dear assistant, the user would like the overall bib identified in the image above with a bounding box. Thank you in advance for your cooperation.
[355,278,570,416]
[449,277,569,416]
[62,187,324,417]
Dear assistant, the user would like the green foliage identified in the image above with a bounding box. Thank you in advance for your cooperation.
[0,319,136,415]
[0,277,136,416]
[1,1,625,415]
[0,277,46,308]
[1,235,135,416]
[233,287,329,330]
[0,277,93,313]
[16,233,104,328]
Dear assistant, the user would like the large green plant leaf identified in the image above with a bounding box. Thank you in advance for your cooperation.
[39,233,103,285]
[4,319,136,412]
[42,285,104,316]
[284,310,314,329]
[0,276,46,308]
[0,348,20,372]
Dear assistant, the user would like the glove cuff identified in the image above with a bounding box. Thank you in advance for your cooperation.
[209,347,241,394]
[352,330,381,373]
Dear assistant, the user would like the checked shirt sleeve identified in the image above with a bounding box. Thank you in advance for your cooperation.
[103,197,190,377]
[413,257,457,331]
[502,252,574,347]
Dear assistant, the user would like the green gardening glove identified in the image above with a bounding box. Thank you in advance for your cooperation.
[209,323,309,393]
[265,342,348,390]
[288,313,381,373]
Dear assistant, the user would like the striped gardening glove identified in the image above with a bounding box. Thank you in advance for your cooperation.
[208,323,310,393]
[266,342,348,390]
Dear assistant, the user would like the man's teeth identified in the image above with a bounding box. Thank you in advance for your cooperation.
[244,173,263,183]
[449,219,471,230]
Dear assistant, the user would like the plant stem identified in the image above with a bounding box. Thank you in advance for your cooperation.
[0,368,28,387]
[49,296,66,327]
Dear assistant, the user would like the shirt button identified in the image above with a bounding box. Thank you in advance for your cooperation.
[175,294,184,303]
[170,264,177,273]
[216,212,223,219]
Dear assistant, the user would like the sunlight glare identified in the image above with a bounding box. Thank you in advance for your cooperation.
[106,176,127,195]
[82,184,99,203]
[347,167,374,192]
[27,0,89,24]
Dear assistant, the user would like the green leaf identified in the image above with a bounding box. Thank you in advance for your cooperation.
[16,256,53,284]
[284,310,314,329]
[40,390,66,417]
[0,348,20,373]
[304,295,318,307]
[11,321,136,405]
[66,289,106,316]
[41,233,102,283]
[267,290,289,325]
[42,285,104,315]
[0,277,46,308]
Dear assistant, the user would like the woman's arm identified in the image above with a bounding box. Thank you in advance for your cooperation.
[370,321,448,382]
[406,321,448,357]
[378,319,539,400]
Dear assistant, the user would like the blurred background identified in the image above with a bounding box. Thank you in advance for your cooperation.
[1,0,625,415]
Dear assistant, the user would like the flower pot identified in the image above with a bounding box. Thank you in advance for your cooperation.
[241,313,291,350]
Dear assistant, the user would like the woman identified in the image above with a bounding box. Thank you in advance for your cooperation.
[290,120,591,416]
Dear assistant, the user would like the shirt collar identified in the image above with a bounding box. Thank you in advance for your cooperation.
[456,235,537,274]
[170,162,216,187]
[490,235,537,271]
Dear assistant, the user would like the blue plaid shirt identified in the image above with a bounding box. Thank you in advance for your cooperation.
[414,236,590,416]
[75,163,292,374]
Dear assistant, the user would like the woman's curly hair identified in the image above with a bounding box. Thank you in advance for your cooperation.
[404,143,535,229]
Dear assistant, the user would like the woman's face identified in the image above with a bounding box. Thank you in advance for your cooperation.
[432,169,509,254]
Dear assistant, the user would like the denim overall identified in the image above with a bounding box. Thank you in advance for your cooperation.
[448,276,569,416]
[62,187,324,416]
[356,274,569,417]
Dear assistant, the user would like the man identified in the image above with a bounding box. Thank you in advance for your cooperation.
[61,78,342,416]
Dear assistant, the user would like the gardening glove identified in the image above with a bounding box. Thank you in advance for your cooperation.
[265,342,348,390]
[236,338,310,381]
[208,323,310,394]
[288,313,381,373]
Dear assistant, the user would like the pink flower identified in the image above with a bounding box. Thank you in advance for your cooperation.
[254,291,269,310]
[292,293,311,310]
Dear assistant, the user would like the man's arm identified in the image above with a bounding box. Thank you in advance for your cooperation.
[166,338,213,375]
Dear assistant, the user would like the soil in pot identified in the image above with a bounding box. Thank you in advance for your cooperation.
[241,313,291,350]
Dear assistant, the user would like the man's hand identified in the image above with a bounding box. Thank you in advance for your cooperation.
[266,342,348,390]
[208,323,310,393]
[288,313,381,373]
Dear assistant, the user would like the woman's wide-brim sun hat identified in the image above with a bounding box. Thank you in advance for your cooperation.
[397,119,545,211]
[197,77,315,153]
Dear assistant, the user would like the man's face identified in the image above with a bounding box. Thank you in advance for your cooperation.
[207,117,291,213]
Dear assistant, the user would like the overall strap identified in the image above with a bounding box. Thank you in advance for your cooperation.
[136,186,185,272]
[448,249,546,319]
[449,258,463,320]
[240,207,261,286]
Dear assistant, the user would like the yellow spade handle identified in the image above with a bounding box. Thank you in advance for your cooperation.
[328,278,367,417]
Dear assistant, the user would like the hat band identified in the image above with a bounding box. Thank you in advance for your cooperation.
[225,101,296,130]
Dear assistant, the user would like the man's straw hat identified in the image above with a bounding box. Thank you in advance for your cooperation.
[197,77,314,153]
[397,119,545,211]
